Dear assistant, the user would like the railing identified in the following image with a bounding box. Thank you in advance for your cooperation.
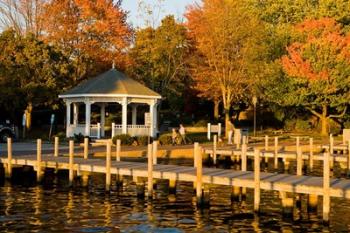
[90,123,101,139]
[111,123,150,137]
[67,123,102,139]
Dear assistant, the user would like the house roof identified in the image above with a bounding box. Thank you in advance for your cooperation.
[59,69,161,99]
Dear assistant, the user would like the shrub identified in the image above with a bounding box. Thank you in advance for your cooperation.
[159,134,173,145]
[295,119,311,131]
[112,134,134,145]
[135,135,150,146]
[73,133,85,143]
[194,120,208,127]
[54,131,66,140]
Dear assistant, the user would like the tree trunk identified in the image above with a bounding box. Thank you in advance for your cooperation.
[25,102,33,131]
[214,100,219,120]
[224,107,232,138]
[321,105,328,136]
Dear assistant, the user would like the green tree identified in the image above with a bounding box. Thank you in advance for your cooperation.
[129,15,191,110]
[0,29,74,129]
[267,18,350,135]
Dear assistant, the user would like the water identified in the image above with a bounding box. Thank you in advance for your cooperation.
[1,160,350,232]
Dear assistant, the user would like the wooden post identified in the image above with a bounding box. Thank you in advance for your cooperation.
[6,138,12,178]
[241,143,247,171]
[330,134,334,155]
[296,136,300,152]
[265,135,269,151]
[348,140,350,174]
[195,143,203,205]
[169,179,177,194]
[83,137,89,159]
[54,136,59,157]
[308,194,318,211]
[254,148,260,213]
[274,137,278,169]
[297,147,302,176]
[329,134,334,169]
[309,138,314,171]
[194,143,197,168]
[69,140,74,187]
[36,139,42,182]
[323,152,330,224]
[242,136,247,145]
[106,140,111,191]
[147,144,153,197]
[213,135,217,165]
[152,141,158,165]
[116,139,121,162]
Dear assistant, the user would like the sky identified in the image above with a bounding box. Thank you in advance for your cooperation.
[121,0,197,28]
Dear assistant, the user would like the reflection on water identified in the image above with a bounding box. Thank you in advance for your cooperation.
[0,160,350,232]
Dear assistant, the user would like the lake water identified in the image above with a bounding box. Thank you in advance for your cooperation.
[1,159,350,232]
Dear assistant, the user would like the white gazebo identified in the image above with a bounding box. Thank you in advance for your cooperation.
[59,68,161,138]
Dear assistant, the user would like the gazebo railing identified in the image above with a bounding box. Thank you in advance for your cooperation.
[90,123,101,139]
[111,123,150,137]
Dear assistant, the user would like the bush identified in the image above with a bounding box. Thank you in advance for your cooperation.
[135,135,150,146]
[194,120,208,127]
[159,134,173,145]
[112,134,134,145]
[295,119,312,131]
[73,133,85,143]
[54,131,66,140]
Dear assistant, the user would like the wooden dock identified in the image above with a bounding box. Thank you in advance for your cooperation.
[1,137,350,224]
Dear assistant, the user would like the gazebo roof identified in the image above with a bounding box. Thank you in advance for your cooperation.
[59,68,161,99]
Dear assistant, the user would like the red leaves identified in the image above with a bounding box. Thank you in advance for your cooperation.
[282,18,350,82]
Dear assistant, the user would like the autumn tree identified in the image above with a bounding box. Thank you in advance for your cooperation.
[129,15,190,110]
[186,0,267,135]
[272,18,350,135]
[0,29,74,129]
[0,0,45,36]
[41,0,132,81]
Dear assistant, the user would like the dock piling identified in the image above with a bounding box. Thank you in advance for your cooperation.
[6,138,12,178]
[348,140,350,175]
[106,140,111,191]
[254,148,260,213]
[308,194,318,211]
[147,144,153,197]
[241,143,247,171]
[264,135,269,163]
[195,143,203,206]
[152,141,158,165]
[116,139,121,162]
[54,136,59,157]
[69,140,74,187]
[36,139,42,182]
[297,147,302,176]
[213,135,217,165]
[309,138,314,171]
[83,137,88,159]
[274,137,278,169]
[323,152,330,224]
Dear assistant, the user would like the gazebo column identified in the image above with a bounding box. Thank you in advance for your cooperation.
[100,103,106,137]
[73,103,79,125]
[66,101,72,137]
[122,97,128,134]
[132,105,137,125]
[85,100,91,137]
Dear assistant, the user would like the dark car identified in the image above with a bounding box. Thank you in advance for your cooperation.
[0,120,16,143]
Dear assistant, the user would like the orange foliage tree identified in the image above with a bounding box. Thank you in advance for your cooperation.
[41,0,132,81]
[186,0,266,135]
[280,18,350,135]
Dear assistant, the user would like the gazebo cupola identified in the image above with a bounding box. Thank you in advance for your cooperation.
[59,68,161,138]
